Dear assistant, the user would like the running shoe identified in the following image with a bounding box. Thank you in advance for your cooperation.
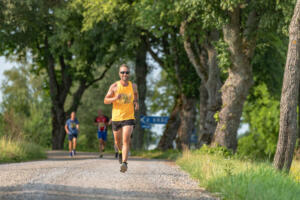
[115,152,118,159]
[99,154,103,158]
[72,150,76,156]
[69,152,73,157]
[120,162,128,173]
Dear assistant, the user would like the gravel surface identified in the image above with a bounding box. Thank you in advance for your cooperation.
[0,151,219,200]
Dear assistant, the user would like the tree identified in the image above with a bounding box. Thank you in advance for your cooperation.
[0,0,120,149]
[273,0,300,172]
[0,65,52,146]
[180,0,292,151]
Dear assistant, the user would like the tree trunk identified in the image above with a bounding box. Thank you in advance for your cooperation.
[273,0,300,172]
[157,96,181,150]
[176,95,197,150]
[51,105,67,149]
[132,38,148,150]
[197,82,208,147]
[203,37,222,144]
[180,23,222,145]
[212,8,257,151]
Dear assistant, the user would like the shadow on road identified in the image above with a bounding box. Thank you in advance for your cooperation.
[0,183,206,200]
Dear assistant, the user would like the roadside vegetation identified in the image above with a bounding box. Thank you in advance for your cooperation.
[134,147,300,200]
[0,137,46,163]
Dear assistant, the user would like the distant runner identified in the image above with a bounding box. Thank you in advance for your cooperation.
[104,64,139,173]
[94,109,111,158]
[65,111,79,157]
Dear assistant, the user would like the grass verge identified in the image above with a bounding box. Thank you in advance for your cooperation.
[0,137,46,163]
[177,150,300,200]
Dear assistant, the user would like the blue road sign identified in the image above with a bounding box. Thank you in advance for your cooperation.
[140,116,169,125]
[141,124,152,129]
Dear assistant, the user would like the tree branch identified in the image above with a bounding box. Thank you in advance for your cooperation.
[180,20,208,81]
[145,36,165,67]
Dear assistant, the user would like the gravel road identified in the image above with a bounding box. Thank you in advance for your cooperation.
[0,151,219,200]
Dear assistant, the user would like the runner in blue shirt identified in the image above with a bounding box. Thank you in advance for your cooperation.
[65,111,79,157]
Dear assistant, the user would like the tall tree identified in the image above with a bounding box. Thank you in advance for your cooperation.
[182,0,291,151]
[0,0,120,149]
[212,3,259,151]
[273,0,300,172]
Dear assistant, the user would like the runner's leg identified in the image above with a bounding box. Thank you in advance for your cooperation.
[122,125,133,163]
[68,139,72,153]
[73,137,77,151]
[113,129,122,151]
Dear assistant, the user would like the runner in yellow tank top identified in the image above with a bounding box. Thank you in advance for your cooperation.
[104,64,139,173]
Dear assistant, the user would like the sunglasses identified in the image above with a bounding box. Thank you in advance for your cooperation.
[120,71,130,74]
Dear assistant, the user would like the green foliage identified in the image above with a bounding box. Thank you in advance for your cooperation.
[238,84,280,160]
[0,137,46,163]
[251,33,287,97]
[147,70,177,115]
[238,31,287,160]
[1,67,31,116]
[198,144,234,158]
[214,39,231,80]
[0,65,52,147]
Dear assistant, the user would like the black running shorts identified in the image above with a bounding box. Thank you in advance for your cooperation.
[112,119,136,131]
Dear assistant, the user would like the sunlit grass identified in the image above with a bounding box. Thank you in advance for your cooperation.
[0,137,46,163]
[290,160,300,183]
[177,150,300,200]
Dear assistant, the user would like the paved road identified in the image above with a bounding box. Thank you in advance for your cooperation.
[0,151,219,200]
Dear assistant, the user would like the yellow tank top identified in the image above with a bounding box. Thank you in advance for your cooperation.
[112,81,135,121]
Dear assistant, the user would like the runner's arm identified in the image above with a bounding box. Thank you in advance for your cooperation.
[104,83,120,104]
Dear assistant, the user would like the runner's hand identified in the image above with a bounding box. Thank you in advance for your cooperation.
[114,94,121,101]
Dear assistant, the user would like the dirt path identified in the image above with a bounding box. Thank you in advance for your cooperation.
[0,151,219,200]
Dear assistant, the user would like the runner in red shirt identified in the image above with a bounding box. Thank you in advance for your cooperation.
[94,109,111,158]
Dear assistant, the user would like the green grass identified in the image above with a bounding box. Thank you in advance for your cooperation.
[177,150,300,200]
[0,137,46,163]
